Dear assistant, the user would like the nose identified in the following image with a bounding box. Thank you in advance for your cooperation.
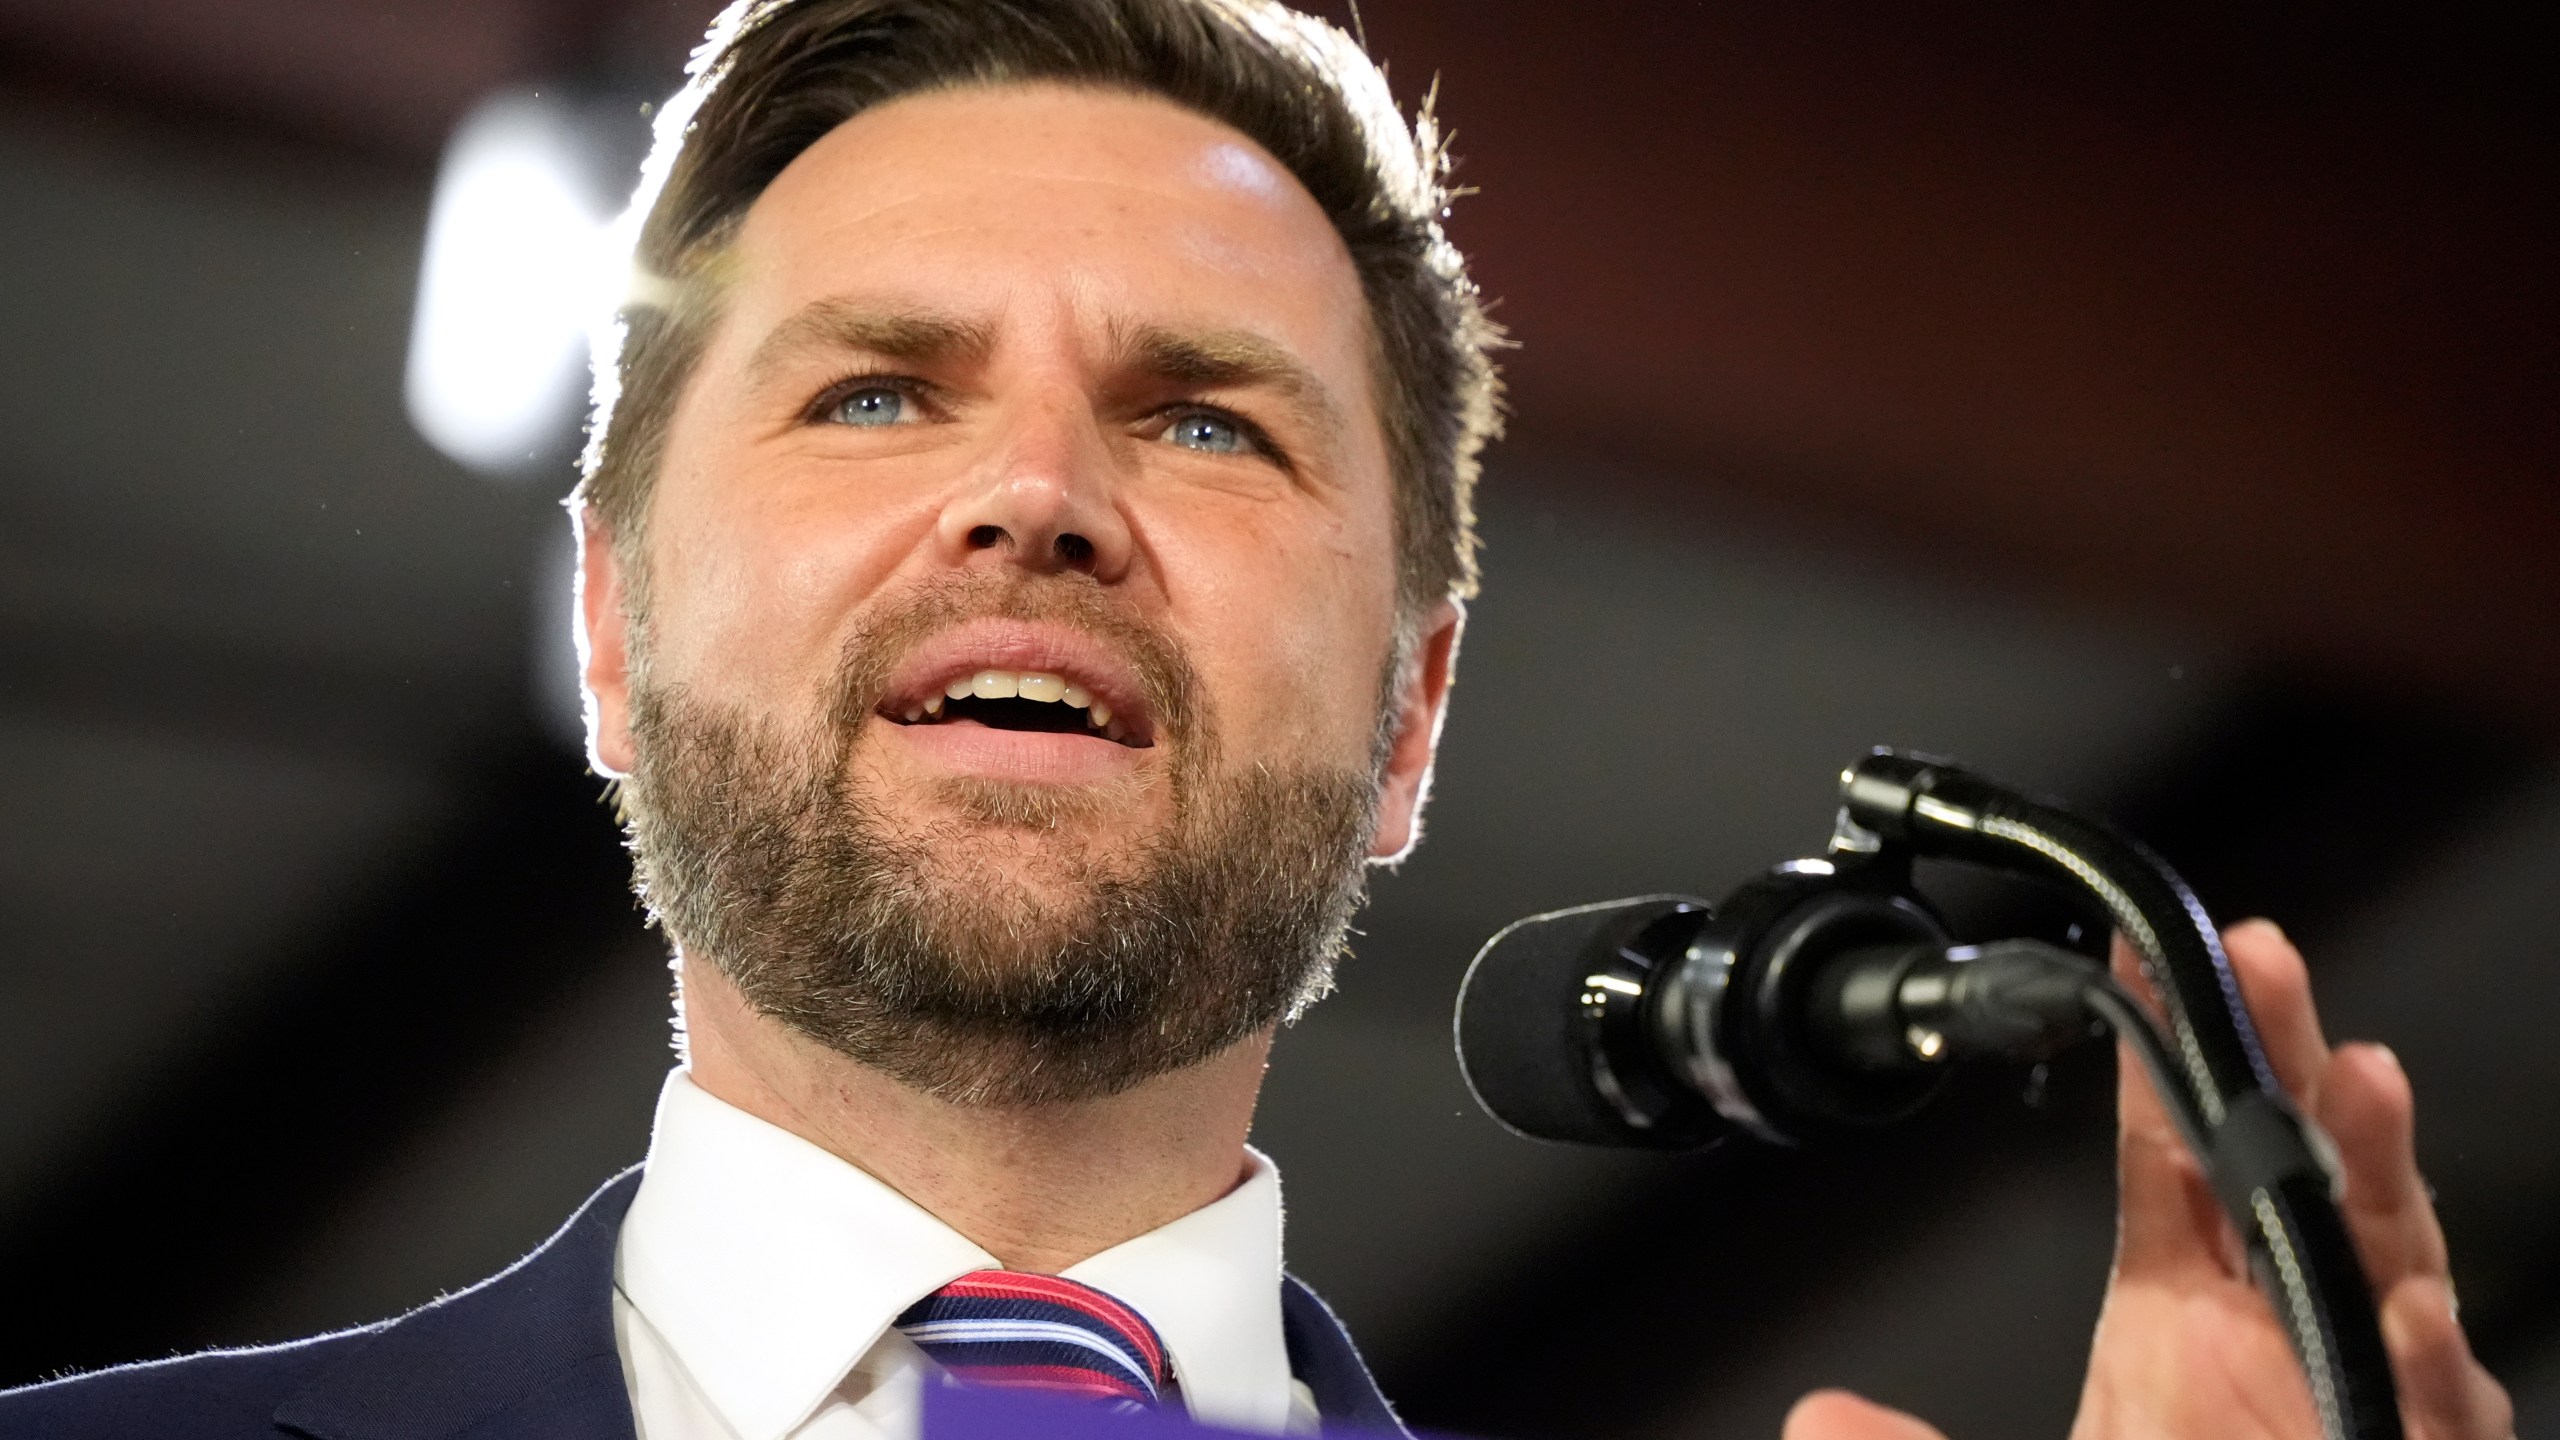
[935,396,1134,581]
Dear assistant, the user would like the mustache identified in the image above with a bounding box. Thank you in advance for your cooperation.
[822,570,1208,754]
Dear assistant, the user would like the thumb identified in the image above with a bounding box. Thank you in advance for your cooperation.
[1782,1389,1951,1440]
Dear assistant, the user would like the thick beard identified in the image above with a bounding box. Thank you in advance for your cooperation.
[618,580,1383,1106]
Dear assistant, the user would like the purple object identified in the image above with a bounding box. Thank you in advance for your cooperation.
[922,1379,1424,1440]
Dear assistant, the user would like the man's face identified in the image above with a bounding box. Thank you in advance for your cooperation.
[581,83,1456,1099]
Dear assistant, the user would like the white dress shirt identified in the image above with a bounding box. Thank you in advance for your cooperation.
[612,1070,1319,1440]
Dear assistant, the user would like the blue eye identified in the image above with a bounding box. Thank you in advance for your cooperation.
[1166,411,1247,454]
[831,386,907,426]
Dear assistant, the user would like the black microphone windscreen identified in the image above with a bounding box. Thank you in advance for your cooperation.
[1453,895,1702,1146]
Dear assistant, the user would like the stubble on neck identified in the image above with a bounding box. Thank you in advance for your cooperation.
[677,950,1272,1271]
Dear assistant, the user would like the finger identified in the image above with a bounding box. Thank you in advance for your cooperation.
[2318,1042,2449,1292]
[2220,919,2332,1108]
[2328,1049,2506,1438]
[2108,934,2184,1153]
[2109,936,2243,1280]
[2110,928,2161,1008]
[2221,920,2329,1101]
[1781,1390,1951,1440]
[2382,1276,2514,1440]
[2111,1036,2243,1280]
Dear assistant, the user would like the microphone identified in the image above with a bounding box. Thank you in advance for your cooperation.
[1454,749,2402,1440]
[1454,861,2101,1149]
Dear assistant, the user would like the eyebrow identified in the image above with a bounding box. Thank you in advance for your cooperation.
[745,298,996,384]
[1111,322,1345,440]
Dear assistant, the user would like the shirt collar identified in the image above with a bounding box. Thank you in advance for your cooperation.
[615,1069,1294,1439]
[1066,1145,1291,1433]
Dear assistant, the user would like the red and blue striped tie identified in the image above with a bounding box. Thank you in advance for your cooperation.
[894,1271,1172,1411]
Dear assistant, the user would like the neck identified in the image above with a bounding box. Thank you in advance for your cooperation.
[674,952,1272,1273]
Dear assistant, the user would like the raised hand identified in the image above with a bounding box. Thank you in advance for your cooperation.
[1781,920,2512,1440]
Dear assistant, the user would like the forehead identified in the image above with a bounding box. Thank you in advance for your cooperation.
[723,83,1372,368]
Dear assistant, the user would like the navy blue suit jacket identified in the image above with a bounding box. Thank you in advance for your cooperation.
[0,1169,1402,1438]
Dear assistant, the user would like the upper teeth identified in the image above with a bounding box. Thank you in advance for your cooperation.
[939,669,1114,730]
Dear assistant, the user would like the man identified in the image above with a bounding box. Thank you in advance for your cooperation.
[0,1,2513,1438]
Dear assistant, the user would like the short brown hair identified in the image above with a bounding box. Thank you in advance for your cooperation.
[576,0,1501,616]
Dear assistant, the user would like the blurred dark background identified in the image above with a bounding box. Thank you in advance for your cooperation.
[3,2,2555,1435]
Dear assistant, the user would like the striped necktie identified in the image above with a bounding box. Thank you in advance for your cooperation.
[894,1270,1172,1412]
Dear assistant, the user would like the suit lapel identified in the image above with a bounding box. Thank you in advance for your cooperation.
[275,1168,642,1440]
[1279,1274,1404,1434]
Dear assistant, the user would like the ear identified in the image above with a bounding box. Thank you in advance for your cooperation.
[576,503,638,778]
[1369,597,1466,863]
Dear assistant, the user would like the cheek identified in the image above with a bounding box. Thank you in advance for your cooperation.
[644,454,942,700]
[1150,491,1397,761]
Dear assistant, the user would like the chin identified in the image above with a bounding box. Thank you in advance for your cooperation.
[893,782,1157,880]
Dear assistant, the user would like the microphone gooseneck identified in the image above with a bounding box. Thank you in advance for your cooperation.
[1452,749,2399,1440]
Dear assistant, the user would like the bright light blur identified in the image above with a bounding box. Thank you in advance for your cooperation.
[406,92,621,476]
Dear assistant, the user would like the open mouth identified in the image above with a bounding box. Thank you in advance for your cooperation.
[885,668,1151,748]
